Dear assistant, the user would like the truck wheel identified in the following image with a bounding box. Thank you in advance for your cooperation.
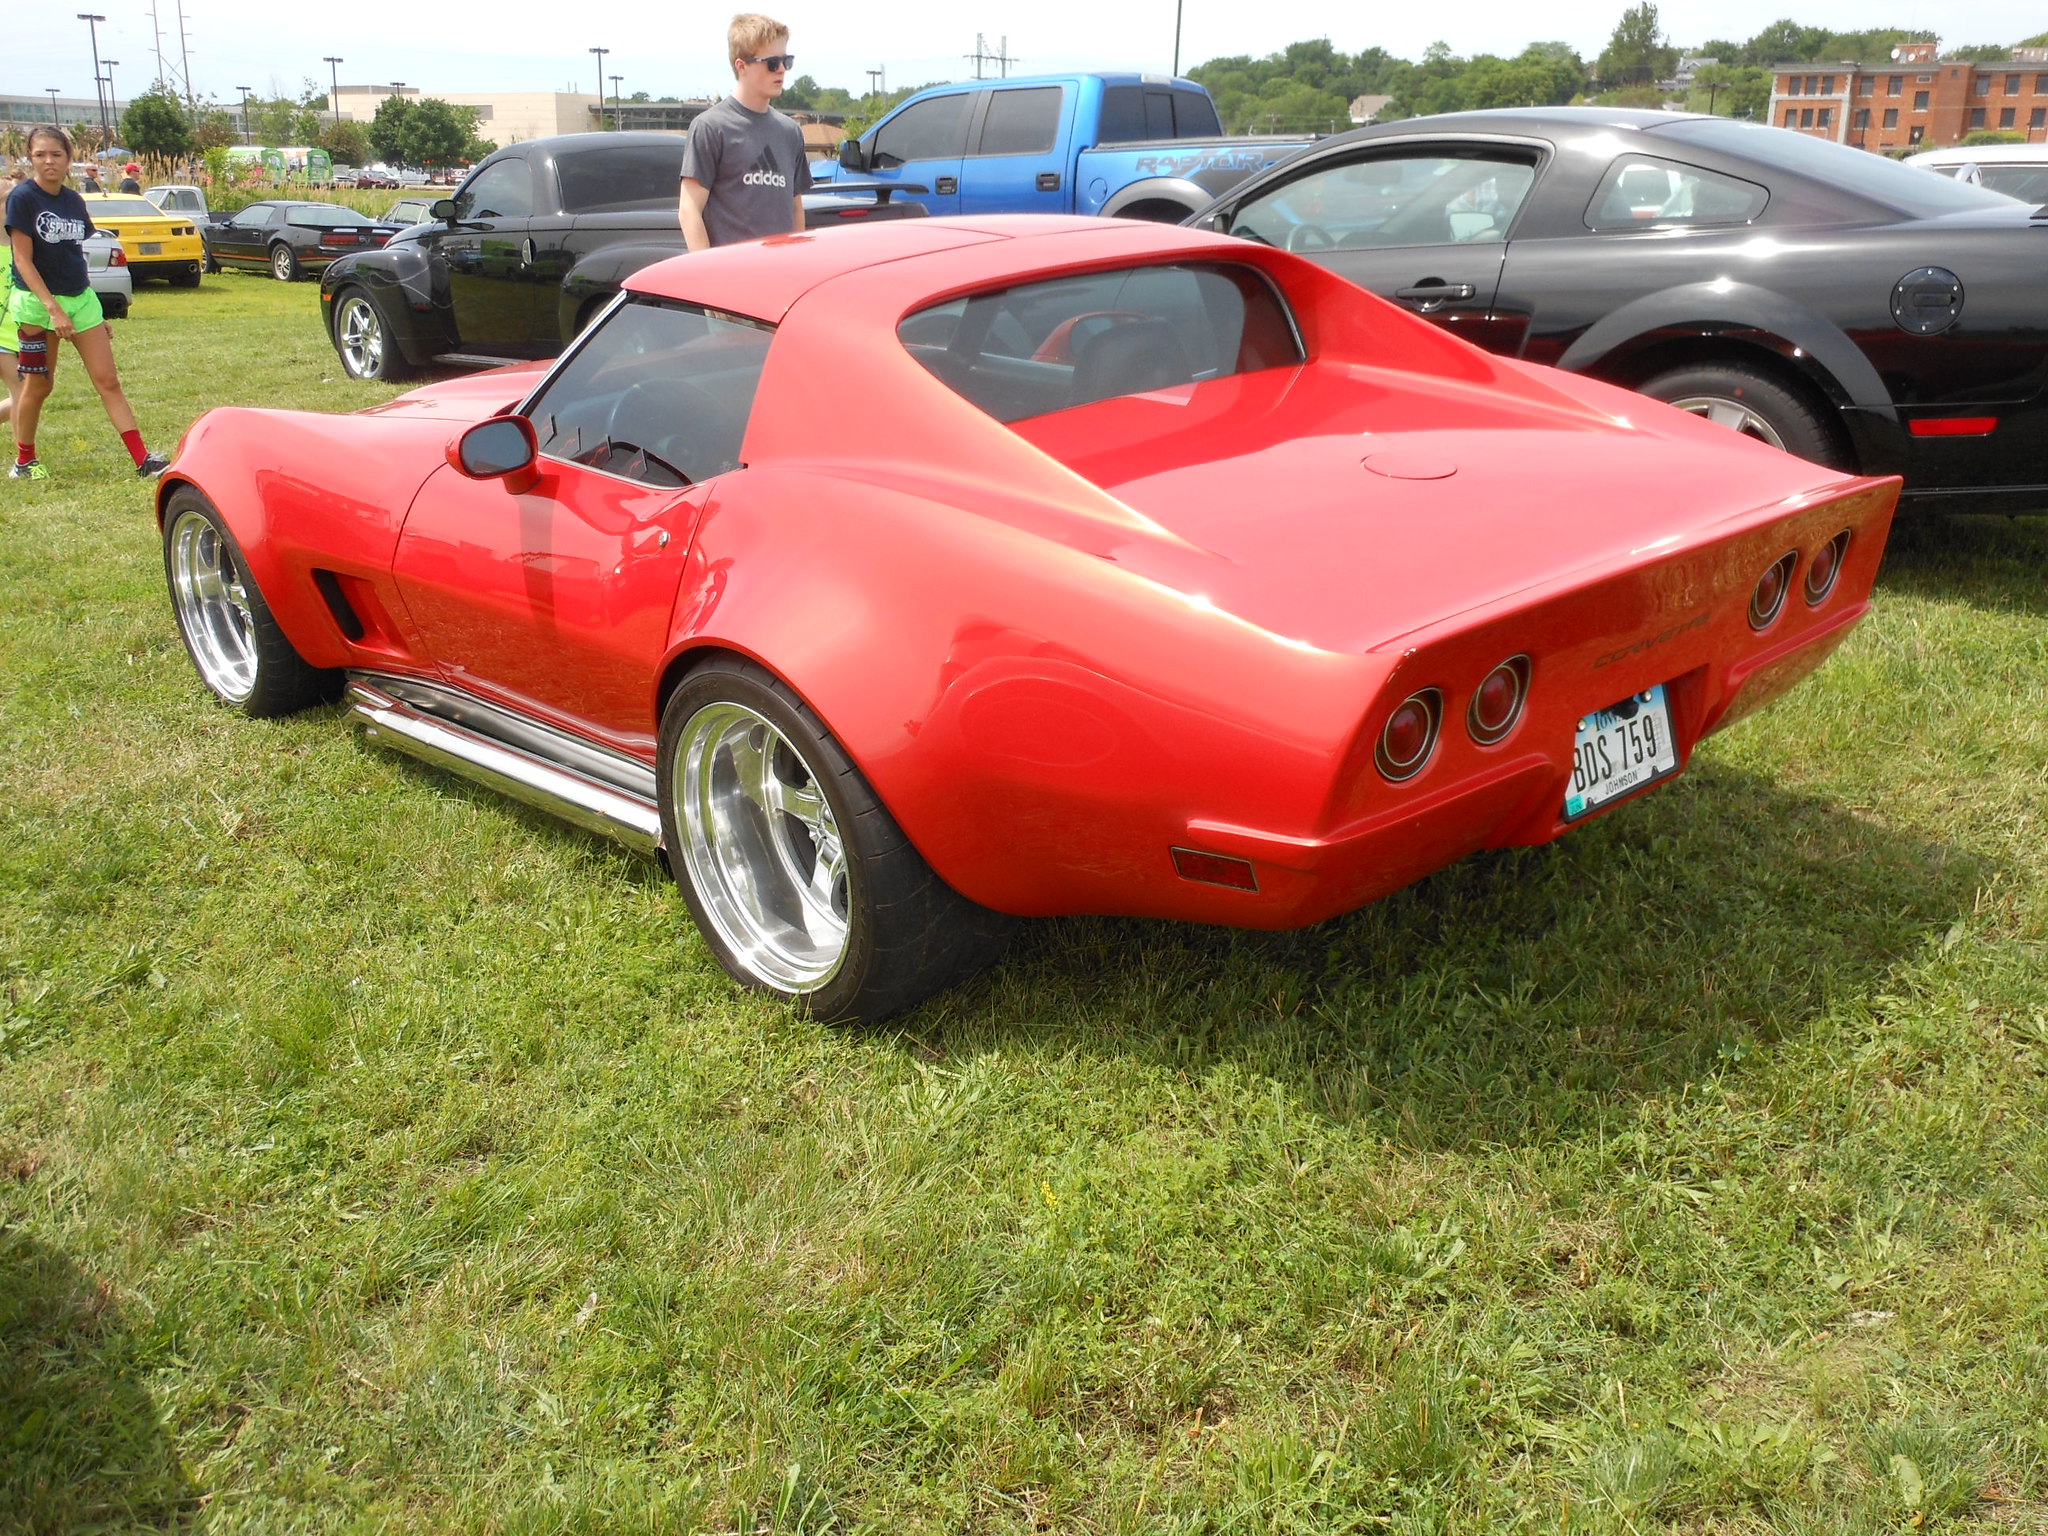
[1638,363,1850,468]
[331,288,416,382]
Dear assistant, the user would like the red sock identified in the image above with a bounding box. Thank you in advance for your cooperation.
[120,429,147,467]
[15,443,33,466]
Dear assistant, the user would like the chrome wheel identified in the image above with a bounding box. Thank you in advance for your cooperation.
[167,508,258,703]
[271,243,299,281]
[335,294,385,378]
[1664,394,1789,451]
[672,701,849,991]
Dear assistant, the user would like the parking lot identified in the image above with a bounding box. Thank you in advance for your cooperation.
[4,273,2047,1530]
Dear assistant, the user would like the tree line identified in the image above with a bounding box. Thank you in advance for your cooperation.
[112,81,492,171]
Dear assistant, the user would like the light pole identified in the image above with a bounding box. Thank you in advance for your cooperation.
[78,14,108,140]
[1173,0,1183,76]
[46,87,61,122]
[102,61,117,141]
[589,47,609,130]
[608,74,622,130]
[236,85,252,145]
[323,56,343,125]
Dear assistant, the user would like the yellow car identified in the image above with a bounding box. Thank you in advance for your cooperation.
[79,194,205,287]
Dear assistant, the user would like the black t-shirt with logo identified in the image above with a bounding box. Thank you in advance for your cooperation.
[5,180,95,298]
[679,97,813,247]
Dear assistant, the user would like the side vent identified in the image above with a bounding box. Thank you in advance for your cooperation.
[312,569,366,642]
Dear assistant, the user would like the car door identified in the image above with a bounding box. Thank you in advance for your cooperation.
[862,89,975,215]
[1218,141,1544,354]
[957,83,1069,214]
[216,203,277,268]
[390,297,775,743]
[428,155,546,355]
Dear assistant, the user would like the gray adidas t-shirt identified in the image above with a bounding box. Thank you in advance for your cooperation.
[679,96,814,246]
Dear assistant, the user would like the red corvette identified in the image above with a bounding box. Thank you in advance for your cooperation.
[160,216,1898,1021]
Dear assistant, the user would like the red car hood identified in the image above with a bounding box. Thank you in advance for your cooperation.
[1009,360,1864,653]
[359,363,547,425]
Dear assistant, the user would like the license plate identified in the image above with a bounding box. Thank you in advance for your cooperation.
[140,241,163,254]
[1564,684,1678,820]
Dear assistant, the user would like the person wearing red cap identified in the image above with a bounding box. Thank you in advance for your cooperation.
[117,163,142,195]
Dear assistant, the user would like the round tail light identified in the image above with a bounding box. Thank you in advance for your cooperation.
[1749,552,1797,630]
[1467,656,1530,745]
[1804,530,1851,605]
[1376,689,1442,782]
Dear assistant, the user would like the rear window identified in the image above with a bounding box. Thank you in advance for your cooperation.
[89,197,161,218]
[287,205,380,228]
[557,143,688,213]
[898,262,1303,424]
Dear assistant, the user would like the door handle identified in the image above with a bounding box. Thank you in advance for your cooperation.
[522,237,536,266]
[935,176,957,195]
[1395,281,1476,306]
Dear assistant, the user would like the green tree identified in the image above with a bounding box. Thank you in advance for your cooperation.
[189,108,235,152]
[316,118,372,166]
[368,94,412,166]
[1961,128,2027,144]
[1598,2,1678,87]
[121,85,191,159]
[1685,63,1771,118]
[1947,44,2015,62]
[781,74,819,109]
[400,98,481,171]
[248,95,320,147]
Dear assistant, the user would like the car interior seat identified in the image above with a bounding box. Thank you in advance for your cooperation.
[1069,320,1194,407]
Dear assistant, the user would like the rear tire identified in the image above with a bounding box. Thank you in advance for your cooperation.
[1637,363,1849,468]
[657,657,1013,1023]
[270,243,302,282]
[163,488,342,718]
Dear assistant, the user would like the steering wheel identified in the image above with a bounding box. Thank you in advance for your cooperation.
[1284,223,1335,254]
[604,378,731,485]
[1030,309,1153,364]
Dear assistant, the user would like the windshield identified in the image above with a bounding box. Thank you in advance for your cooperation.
[287,205,382,228]
[1648,118,2020,217]
[89,197,163,218]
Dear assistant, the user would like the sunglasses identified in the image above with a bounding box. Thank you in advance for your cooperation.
[741,53,795,70]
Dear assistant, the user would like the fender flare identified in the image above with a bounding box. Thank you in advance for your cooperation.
[558,242,689,341]
[322,245,447,365]
[1098,177,1210,221]
[1556,279,1896,418]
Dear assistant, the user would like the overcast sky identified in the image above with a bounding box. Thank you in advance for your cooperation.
[9,1,2044,109]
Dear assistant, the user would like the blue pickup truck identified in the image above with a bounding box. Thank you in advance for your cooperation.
[813,72,1314,223]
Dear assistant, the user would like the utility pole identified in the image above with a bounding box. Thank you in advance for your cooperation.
[78,15,108,140]
[174,0,194,104]
[323,56,344,124]
[965,35,1018,80]
[103,61,118,138]
[589,47,610,130]
[236,84,252,144]
[148,0,167,93]
[609,74,623,130]
[866,66,885,100]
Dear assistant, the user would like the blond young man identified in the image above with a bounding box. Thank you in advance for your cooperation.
[678,14,812,249]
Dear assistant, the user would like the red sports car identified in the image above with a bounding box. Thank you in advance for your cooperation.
[160,216,1898,1021]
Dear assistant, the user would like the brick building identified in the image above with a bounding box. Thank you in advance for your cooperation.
[1768,43,2048,153]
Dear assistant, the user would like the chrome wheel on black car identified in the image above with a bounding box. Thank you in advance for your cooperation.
[331,289,414,381]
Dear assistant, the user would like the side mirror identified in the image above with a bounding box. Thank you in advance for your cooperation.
[430,197,459,222]
[449,416,539,493]
[838,138,867,173]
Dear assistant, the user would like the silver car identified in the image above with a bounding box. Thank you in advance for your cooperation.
[85,230,133,319]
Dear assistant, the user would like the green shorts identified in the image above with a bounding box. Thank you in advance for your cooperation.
[7,287,105,335]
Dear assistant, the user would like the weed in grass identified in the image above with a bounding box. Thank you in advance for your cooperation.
[3,280,2048,1531]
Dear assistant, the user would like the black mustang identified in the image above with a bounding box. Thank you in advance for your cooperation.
[319,132,925,380]
[1192,107,2048,516]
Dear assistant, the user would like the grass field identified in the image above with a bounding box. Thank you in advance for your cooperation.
[3,272,2047,1535]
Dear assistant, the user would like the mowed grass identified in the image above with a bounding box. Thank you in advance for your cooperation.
[3,273,2047,1535]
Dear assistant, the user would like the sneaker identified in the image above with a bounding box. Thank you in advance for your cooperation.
[136,452,170,479]
[9,460,48,481]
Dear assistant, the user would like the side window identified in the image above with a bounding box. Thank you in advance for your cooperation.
[455,159,532,220]
[1586,156,1768,231]
[526,299,774,489]
[237,204,278,227]
[870,93,972,166]
[1229,151,1537,252]
[898,263,1302,423]
[974,87,1063,156]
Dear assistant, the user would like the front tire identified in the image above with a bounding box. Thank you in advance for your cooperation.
[657,658,1013,1023]
[331,287,416,381]
[1638,363,1849,468]
[163,489,341,718]
[270,243,302,282]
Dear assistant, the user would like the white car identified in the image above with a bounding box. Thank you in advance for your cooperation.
[84,230,134,319]
[1905,144,2048,204]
